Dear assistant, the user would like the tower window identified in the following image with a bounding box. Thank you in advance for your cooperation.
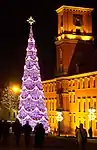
[73,14,83,26]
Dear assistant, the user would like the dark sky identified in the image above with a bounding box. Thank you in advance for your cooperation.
[0,0,97,87]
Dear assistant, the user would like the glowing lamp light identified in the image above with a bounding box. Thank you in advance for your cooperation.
[56,111,63,122]
[88,108,96,121]
[12,85,21,93]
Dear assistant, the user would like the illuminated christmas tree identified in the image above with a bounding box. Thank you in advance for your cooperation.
[17,17,50,133]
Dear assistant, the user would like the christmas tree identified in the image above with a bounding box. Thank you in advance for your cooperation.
[17,17,50,133]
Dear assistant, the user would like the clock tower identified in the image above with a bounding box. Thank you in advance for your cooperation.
[55,5,94,76]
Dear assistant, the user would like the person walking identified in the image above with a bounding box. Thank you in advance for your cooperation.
[76,123,87,150]
[88,127,92,138]
[12,118,22,146]
[34,123,45,148]
[23,121,32,147]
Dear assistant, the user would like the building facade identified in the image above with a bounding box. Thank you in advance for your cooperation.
[42,5,97,136]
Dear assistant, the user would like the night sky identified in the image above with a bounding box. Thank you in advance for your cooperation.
[0,0,97,88]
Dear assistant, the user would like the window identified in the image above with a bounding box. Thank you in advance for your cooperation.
[74,116,76,122]
[50,102,51,111]
[94,102,96,109]
[52,102,54,110]
[89,102,90,109]
[53,118,54,123]
[84,102,85,112]
[73,95,75,103]
[83,80,85,88]
[78,81,80,89]
[79,102,80,112]
[88,80,90,88]
[73,14,83,26]
[70,95,72,103]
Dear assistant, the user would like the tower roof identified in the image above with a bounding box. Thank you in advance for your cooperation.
[56,5,94,13]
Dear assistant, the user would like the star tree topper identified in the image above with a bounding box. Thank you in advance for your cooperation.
[27,16,35,25]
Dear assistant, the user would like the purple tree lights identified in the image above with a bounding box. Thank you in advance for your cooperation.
[17,17,50,133]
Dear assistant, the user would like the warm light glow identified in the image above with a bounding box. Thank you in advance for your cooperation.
[88,108,96,121]
[12,85,21,93]
[66,34,76,40]
[57,34,93,41]
[81,35,93,41]
[56,111,63,122]
[58,36,61,40]
[62,34,65,39]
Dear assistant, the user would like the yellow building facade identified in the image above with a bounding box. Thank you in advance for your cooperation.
[43,72,97,136]
[42,5,97,136]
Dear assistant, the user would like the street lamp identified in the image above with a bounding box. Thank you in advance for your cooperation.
[56,109,63,136]
[11,85,21,94]
[88,108,96,136]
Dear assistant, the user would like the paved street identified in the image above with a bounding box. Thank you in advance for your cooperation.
[0,134,97,150]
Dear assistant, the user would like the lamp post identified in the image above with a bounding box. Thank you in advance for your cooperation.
[56,108,63,136]
[88,108,96,136]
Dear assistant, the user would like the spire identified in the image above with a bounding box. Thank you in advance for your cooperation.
[27,16,35,39]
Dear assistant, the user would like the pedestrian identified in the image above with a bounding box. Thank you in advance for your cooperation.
[34,123,45,148]
[2,120,10,145]
[76,123,87,150]
[0,120,2,142]
[23,121,32,147]
[12,118,22,146]
[88,127,92,138]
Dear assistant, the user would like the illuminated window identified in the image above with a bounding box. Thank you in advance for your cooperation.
[84,102,85,112]
[79,102,80,112]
